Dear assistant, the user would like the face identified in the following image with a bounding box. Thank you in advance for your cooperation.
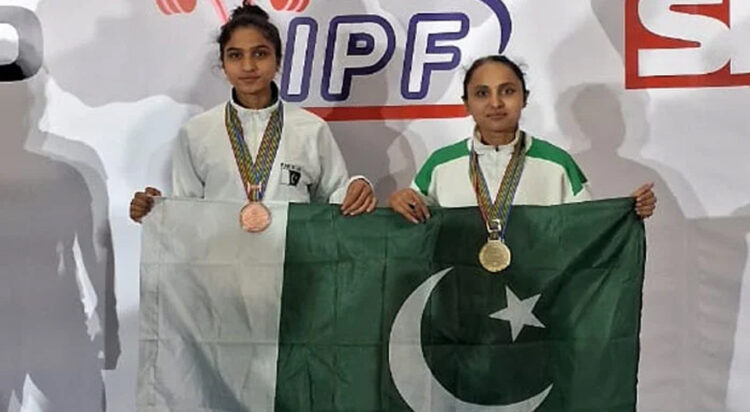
[222,26,278,97]
[463,62,525,135]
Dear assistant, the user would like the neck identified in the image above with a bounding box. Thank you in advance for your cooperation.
[235,88,272,110]
[479,128,516,146]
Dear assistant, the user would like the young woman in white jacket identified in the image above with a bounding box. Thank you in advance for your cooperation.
[130,2,376,224]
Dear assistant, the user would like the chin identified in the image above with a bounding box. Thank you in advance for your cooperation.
[481,121,513,132]
[235,85,268,96]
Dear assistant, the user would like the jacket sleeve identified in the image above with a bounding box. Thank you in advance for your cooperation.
[410,155,439,206]
[172,127,205,198]
[561,159,592,204]
[309,122,353,204]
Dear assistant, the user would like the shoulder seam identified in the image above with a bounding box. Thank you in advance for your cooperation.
[526,137,588,195]
[414,139,470,195]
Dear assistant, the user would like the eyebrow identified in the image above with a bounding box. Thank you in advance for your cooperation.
[473,82,518,89]
[225,45,271,52]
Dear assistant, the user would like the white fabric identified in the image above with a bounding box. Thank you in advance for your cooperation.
[172,94,365,204]
[411,131,592,207]
[138,198,288,412]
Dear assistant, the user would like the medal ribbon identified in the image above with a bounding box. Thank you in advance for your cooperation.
[225,101,284,202]
[469,131,527,240]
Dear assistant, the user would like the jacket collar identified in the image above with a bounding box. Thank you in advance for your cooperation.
[470,128,530,155]
[229,82,281,123]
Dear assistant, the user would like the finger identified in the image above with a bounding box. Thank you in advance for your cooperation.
[344,186,370,215]
[135,190,156,202]
[130,200,152,214]
[132,195,153,208]
[145,187,162,197]
[341,182,365,211]
[636,188,655,201]
[348,193,374,216]
[636,192,657,208]
[636,208,654,219]
[401,196,422,222]
[393,196,420,224]
[389,190,422,223]
[396,203,420,224]
[630,182,654,197]
[410,192,430,221]
[129,205,145,223]
[636,197,656,208]
[636,203,656,218]
[630,183,648,197]
[397,190,426,222]
[365,196,377,213]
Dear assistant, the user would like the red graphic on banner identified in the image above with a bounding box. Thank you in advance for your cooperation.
[625,0,750,89]
[156,0,197,15]
[211,0,229,22]
[271,0,311,12]
[306,104,468,122]
[156,0,228,22]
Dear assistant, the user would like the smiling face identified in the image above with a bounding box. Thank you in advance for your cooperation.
[463,61,526,138]
[221,26,278,104]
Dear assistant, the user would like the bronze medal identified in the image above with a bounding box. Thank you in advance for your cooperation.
[478,238,511,273]
[225,100,284,233]
[239,202,271,233]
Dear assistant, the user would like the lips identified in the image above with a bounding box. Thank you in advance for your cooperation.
[487,112,506,119]
[239,76,261,83]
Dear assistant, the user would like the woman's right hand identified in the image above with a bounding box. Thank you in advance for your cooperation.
[388,188,430,224]
[130,187,162,223]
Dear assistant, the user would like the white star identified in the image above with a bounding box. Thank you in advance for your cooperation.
[490,286,545,342]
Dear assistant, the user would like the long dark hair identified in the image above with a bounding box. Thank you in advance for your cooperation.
[216,2,282,66]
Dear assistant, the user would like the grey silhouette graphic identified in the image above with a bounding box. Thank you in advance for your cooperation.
[543,1,750,408]
[0,71,119,411]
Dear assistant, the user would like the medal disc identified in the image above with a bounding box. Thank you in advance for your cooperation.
[239,202,271,233]
[478,239,511,273]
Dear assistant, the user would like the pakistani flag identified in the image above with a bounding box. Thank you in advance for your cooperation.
[137,198,644,411]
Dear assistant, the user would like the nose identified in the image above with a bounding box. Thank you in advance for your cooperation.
[242,56,256,72]
[489,92,503,108]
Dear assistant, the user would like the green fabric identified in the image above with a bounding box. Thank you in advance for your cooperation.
[413,139,470,195]
[526,138,588,195]
[275,198,645,411]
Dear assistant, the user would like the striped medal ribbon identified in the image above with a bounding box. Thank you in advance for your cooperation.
[225,101,284,232]
[469,131,527,273]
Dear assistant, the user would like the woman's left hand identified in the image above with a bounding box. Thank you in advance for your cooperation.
[631,182,657,219]
[341,178,377,216]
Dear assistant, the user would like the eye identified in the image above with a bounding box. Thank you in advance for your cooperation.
[474,89,488,98]
[226,51,241,60]
[254,49,269,58]
[501,87,516,96]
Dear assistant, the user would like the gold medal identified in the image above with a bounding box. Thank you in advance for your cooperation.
[470,132,526,274]
[478,238,511,273]
[239,202,271,233]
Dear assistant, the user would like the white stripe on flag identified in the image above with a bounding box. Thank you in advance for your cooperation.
[138,198,288,412]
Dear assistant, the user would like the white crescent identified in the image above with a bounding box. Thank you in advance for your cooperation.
[388,267,553,411]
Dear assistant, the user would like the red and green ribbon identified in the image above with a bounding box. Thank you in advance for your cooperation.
[469,131,527,240]
[225,101,283,202]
